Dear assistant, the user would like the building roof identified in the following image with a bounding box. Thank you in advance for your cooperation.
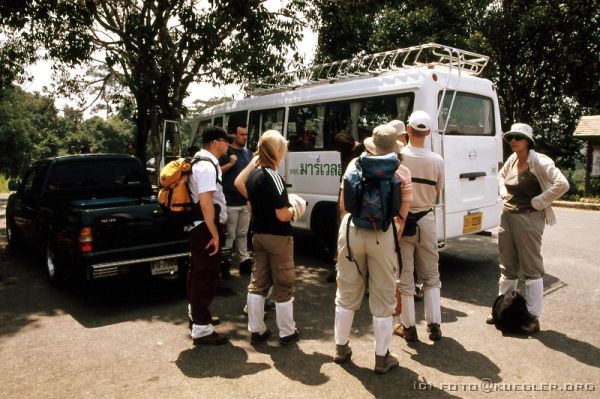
[574,115,600,139]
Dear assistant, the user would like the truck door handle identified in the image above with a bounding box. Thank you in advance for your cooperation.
[285,183,292,188]
[460,172,486,181]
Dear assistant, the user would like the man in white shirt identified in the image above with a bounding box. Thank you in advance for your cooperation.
[187,126,232,345]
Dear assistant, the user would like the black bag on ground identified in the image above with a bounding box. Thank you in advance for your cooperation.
[491,291,531,333]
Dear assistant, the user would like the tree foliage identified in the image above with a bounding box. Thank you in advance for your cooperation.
[313,0,600,169]
[1,0,309,164]
[0,86,134,178]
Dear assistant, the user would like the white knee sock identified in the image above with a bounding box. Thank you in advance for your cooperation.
[373,316,393,356]
[334,305,355,345]
[247,293,267,334]
[499,276,518,295]
[400,294,415,327]
[275,298,296,337]
[424,287,441,325]
[525,278,544,317]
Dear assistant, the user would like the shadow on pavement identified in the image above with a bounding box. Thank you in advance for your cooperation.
[439,234,566,312]
[535,330,600,368]
[176,343,271,378]
[253,343,331,385]
[336,361,461,398]
[406,337,502,382]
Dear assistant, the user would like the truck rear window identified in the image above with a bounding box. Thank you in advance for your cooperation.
[48,159,149,192]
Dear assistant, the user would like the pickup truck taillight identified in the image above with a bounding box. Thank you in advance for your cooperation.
[78,227,93,253]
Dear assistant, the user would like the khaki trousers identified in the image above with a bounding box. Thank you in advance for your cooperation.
[248,234,295,303]
[398,212,441,295]
[498,210,545,280]
[335,214,398,317]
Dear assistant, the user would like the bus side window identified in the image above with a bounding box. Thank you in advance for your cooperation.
[226,111,248,135]
[247,108,285,152]
[288,105,325,151]
[213,116,223,128]
[248,111,261,152]
[325,101,352,149]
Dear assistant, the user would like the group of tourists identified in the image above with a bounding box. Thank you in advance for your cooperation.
[183,110,569,374]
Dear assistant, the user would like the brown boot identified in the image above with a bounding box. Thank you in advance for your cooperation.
[394,323,418,342]
[374,351,399,374]
[521,315,540,334]
[333,342,352,364]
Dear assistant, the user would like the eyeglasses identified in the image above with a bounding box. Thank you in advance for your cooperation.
[505,135,525,141]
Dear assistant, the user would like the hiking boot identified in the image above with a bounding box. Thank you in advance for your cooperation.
[521,315,540,334]
[374,351,399,374]
[427,323,442,341]
[333,342,352,364]
[394,323,418,342]
[251,328,271,344]
[239,259,253,274]
[279,329,300,345]
[485,313,495,325]
[188,315,221,330]
[221,261,232,280]
[192,332,229,346]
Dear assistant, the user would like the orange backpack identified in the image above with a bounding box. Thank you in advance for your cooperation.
[157,157,218,225]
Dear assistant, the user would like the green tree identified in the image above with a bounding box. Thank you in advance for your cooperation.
[1,1,309,164]
[0,86,61,177]
[312,0,600,169]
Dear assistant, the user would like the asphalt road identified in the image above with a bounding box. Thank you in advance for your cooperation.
[0,205,598,399]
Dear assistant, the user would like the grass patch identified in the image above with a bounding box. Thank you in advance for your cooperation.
[0,175,10,193]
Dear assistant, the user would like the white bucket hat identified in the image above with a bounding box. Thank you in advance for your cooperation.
[503,123,535,147]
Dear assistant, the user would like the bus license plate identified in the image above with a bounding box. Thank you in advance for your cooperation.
[150,259,178,276]
[463,212,482,234]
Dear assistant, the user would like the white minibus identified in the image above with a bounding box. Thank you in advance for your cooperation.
[190,43,503,255]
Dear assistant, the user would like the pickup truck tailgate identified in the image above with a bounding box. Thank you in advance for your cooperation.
[74,197,187,253]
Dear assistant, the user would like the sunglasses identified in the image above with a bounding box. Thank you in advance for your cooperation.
[505,135,525,141]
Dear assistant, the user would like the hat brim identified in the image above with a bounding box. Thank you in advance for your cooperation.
[503,131,535,146]
[364,137,400,155]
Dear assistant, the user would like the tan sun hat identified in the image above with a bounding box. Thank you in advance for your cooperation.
[364,124,401,155]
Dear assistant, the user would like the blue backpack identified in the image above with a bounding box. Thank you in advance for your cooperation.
[343,152,402,232]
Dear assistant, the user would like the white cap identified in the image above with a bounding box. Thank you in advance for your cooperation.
[408,110,432,132]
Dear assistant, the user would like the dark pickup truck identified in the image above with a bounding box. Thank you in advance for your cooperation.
[6,154,189,285]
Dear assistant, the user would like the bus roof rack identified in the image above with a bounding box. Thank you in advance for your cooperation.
[244,43,489,97]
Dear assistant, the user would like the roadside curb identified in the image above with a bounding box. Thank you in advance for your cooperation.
[552,200,600,211]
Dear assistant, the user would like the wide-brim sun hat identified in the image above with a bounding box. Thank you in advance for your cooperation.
[503,123,535,147]
[364,124,401,155]
[387,119,407,136]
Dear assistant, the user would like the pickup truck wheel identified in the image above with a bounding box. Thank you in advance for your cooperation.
[6,223,21,250]
[45,240,68,287]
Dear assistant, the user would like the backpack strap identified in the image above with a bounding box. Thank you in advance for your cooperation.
[391,218,402,274]
[344,216,362,277]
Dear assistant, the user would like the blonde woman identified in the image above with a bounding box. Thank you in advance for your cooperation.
[241,130,300,345]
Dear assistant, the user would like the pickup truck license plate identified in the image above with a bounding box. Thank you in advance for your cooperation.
[463,212,483,234]
[150,259,178,276]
